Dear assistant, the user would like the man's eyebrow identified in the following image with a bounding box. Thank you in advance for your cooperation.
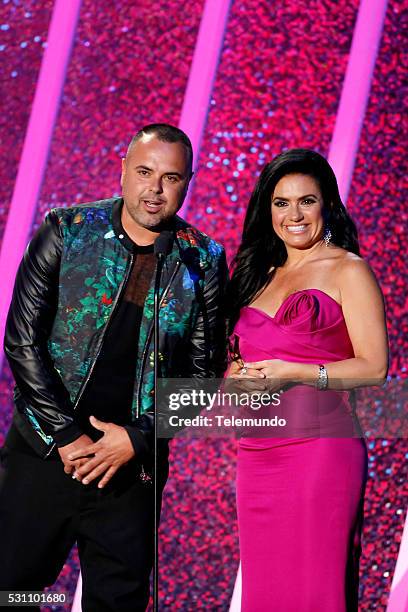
[164,171,184,178]
[134,165,184,178]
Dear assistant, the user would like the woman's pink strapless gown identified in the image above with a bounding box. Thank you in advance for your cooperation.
[234,289,367,612]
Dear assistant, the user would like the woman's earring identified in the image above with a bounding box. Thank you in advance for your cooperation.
[323,227,332,247]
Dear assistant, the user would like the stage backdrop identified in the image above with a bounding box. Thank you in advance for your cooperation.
[0,1,406,610]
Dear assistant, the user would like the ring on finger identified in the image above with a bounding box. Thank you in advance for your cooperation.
[240,367,248,375]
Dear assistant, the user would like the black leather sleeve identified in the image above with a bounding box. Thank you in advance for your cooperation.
[124,420,152,458]
[4,211,83,446]
[186,247,229,379]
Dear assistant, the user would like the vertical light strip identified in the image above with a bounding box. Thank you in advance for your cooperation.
[328,0,388,204]
[387,511,408,612]
[230,1,389,610]
[71,572,82,612]
[178,0,232,218]
[0,0,82,373]
[229,563,241,611]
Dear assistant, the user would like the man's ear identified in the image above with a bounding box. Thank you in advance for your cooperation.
[184,171,194,196]
[186,170,194,187]
[120,157,126,187]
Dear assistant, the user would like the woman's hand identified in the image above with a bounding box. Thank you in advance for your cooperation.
[228,359,265,379]
[244,359,297,380]
[226,359,296,393]
[242,359,298,392]
[226,359,266,392]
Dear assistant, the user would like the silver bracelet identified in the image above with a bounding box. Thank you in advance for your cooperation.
[316,364,328,390]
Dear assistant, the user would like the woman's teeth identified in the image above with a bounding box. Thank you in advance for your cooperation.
[286,225,307,233]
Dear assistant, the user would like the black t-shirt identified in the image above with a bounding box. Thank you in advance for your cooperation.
[77,241,156,439]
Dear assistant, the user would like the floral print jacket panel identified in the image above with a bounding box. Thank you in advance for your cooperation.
[4,198,228,457]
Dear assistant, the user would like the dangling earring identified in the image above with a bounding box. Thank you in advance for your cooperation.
[323,227,332,247]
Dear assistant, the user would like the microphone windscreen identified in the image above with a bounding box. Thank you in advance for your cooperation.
[154,230,173,258]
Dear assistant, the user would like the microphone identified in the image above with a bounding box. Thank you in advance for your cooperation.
[154,230,173,259]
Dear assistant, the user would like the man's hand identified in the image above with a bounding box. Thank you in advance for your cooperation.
[67,416,136,488]
[58,434,95,475]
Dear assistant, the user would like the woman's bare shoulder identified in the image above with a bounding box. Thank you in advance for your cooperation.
[334,251,383,300]
[337,250,371,274]
[325,246,367,271]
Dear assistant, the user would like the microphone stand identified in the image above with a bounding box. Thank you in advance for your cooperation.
[153,252,164,612]
[152,227,173,611]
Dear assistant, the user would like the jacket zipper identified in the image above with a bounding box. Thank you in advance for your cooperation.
[135,258,181,417]
[44,253,134,458]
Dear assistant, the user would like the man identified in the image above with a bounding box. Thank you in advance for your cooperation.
[0,123,227,610]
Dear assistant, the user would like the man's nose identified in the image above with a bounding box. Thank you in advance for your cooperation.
[149,175,163,194]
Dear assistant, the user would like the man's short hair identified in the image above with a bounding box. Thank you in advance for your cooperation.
[127,123,193,173]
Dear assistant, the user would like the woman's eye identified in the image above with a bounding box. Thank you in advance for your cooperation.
[302,199,315,205]
[274,201,288,207]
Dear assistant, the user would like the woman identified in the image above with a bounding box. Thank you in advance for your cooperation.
[226,149,388,611]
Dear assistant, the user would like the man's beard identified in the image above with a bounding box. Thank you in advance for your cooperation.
[128,203,179,231]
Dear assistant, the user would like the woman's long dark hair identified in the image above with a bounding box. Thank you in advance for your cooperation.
[226,148,360,334]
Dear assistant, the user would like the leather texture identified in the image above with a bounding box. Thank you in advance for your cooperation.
[4,199,228,458]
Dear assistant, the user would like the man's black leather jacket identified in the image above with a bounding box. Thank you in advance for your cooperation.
[4,198,228,459]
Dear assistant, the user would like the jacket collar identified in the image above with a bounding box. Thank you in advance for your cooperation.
[173,216,212,271]
[111,198,211,270]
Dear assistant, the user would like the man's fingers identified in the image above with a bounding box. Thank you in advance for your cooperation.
[68,444,99,461]
[81,462,110,485]
[74,456,104,479]
[89,415,110,433]
[97,466,118,489]
[72,457,87,471]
